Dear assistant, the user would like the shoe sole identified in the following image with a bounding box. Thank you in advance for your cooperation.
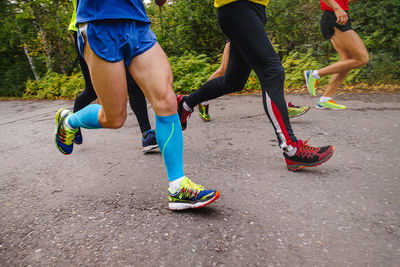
[316,105,346,110]
[287,146,335,172]
[142,144,159,153]
[289,106,310,118]
[304,71,316,97]
[198,112,210,121]
[168,191,220,210]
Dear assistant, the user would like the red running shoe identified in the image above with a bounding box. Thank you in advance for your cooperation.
[284,139,335,171]
[176,95,193,130]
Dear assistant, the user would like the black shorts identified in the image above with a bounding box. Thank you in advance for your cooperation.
[320,10,353,40]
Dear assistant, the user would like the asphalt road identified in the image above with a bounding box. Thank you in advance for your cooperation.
[1,94,399,266]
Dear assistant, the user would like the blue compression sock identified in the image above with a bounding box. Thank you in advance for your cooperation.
[68,104,103,129]
[155,114,185,182]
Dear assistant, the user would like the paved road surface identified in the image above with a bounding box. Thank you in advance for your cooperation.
[1,94,399,266]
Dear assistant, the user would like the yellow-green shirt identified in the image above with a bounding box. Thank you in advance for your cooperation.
[214,0,269,8]
[68,0,77,32]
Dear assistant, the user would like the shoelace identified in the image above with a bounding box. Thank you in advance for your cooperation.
[295,138,319,157]
[186,178,204,191]
[58,125,75,145]
[179,178,204,199]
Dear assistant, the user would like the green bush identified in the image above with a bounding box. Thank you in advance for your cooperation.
[24,71,84,99]
[282,49,325,88]
[24,54,221,98]
[21,50,400,100]
[169,52,220,94]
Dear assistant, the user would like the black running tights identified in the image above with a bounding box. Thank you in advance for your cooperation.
[184,0,297,148]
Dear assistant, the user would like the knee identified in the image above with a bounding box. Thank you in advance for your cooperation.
[103,110,127,129]
[219,65,227,76]
[151,89,177,115]
[275,67,285,82]
[223,76,248,93]
[359,53,369,67]
[211,68,226,79]
[353,52,369,68]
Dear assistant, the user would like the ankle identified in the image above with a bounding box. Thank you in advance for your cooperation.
[64,114,77,131]
[169,177,185,192]
[319,96,332,103]
[284,146,297,157]
[312,70,321,79]
[182,101,193,112]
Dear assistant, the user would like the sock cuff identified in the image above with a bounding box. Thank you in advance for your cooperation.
[312,70,321,79]
[155,113,179,123]
[319,96,332,103]
[183,101,193,112]
[68,104,102,129]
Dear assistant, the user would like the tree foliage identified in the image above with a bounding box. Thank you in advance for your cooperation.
[0,0,399,98]
[147,0,225,58]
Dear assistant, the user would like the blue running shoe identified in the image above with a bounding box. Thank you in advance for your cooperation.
[54,108,77,155]
[168,177,220,210]
[142,129,159,153]
[73,128,83,145]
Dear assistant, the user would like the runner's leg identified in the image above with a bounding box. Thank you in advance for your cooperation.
[198,41,232,121]
[321,35,351,97]
[317,28,369,77]
[208,41,230,80]
[184,42,251,106]
[72,31,97,113]
[217,2,297,148]
[68,31,128,130]
[128,43,219,208]
[128,42,184,180]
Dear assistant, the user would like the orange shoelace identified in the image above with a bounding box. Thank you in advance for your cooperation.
[295,138,319,158]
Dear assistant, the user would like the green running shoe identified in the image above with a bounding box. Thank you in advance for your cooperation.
[198,103,210,121]
[304,70,318,96]
[168,177,220,210]
[316,100,346,110]
[287,102,310,118]
[54,108,78,155]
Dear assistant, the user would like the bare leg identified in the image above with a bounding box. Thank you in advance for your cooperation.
[322,37,350,97]
[199,41,231,113]
[318,28,369,77]
[83,37,128,129]
[127,43,185,185]
[209,41,230,80]
[127,43,176,117]
[323,72,348,97]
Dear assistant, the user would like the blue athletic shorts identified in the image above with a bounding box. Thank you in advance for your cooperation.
[78,19,157,66]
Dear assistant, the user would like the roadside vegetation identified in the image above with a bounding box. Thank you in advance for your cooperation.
[1,0,399,99]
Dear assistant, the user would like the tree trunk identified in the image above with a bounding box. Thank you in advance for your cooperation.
[23,44,39,81]
[38,27,53,71]
[53,0,66,74]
